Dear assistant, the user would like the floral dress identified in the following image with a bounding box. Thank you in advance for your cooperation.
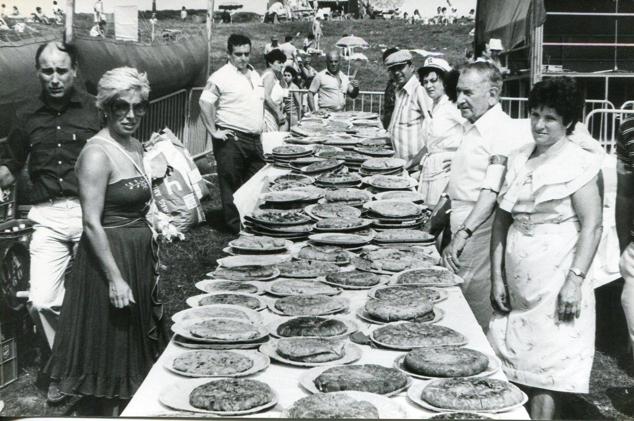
[487,138,602,393]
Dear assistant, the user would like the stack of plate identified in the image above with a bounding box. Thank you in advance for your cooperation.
[374,190,425,204]
[270,145,313,168]
[224,235,293,255]
[298,159,345,175]
[359,158,405,176]
[321,188,373,207]
[363,200,428,229]
[261,189,323,207]
[354,145,396,158]
[364,174,417,191]
[315,150,367,170]
[244,209,315,240]
[314,171,363,189]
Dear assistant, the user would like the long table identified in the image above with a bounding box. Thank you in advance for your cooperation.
[123,132,530,418]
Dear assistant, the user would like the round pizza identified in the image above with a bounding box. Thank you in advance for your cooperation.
[272,145,311,156]
[354,145,395,157]
[286,393,379,418]
[325,270,381,288]
[189,379,275,412]
[269,279,339,296]
[276,260,340,278]
[374,229,434,243]
[277,337,345,363]
[364,297,433,322]
[365,200,422,218]
[310,203,362,219]
[314,364,408,394]
[324,188,372,203]
[353,249,434,273]
[375,190,425,203]
[213,266,277,282]
[373,285,445,302]
[229,235,289,252]
[421,378,525,411]
[404,347,489,377]
[315,172,362,185]
[273,173,315,185]
[269,180,312,191]
[361,158,405,171]
[251,209,312,226]
[371,322,466,349]
[301,159,344,174]
[297,245,350,265]
[276,316,348,337]
[315,218,369,231]
[366,175,411,189]
[200,280,259,294]
[174,306,253,324]
[173,350,254,376]
[199,293,262,310]
[394,266,456,286]
[274,295,346,316]
[188,318,261,341]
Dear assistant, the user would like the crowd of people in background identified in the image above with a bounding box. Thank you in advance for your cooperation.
[0,1,64,32]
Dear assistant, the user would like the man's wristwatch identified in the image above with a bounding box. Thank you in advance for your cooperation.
[456,225,473,239]
[568,267,586,279]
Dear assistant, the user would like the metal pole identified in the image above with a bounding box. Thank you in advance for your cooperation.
[207,0,215,79]
[64,0,74,43]
[614,0,619,71]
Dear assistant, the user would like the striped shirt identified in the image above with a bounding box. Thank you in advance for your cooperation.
[388,75,431,166]
[617,117,634,172]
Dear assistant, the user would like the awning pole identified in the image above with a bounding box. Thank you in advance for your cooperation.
[64,0,74,43]
[207,0,215,78]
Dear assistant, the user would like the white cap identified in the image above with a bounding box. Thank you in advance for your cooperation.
[489,38,504,51]
[421,57,452,73]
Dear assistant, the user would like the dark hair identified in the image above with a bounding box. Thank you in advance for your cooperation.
[528,77,583,135]
[382,47,399,63]
[419,67,447,86]
[227,33,251,53]
[265,48,287,65]
[283,66,300,85]
[285,35,293,42]
[35,42,79,69]
[460,61,503,92]
[307,33,314,40]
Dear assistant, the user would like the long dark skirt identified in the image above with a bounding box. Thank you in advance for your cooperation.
[47,223,167,399]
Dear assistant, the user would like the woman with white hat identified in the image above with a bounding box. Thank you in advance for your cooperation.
[415,57,465,206]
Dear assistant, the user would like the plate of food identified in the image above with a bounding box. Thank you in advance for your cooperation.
[296,245,351,265]
[282,391,406,419]
[313,218,373,233]
[352,248,435,274]
[393,347,500,380]
[272,145,312,157]
[373,229,435,244]
[216,254,291,268]
[391,266,463,287]
[159,378,278,415]
[360,158,405,172]
[262,190,316,204]
[195,279,263,295]
[360,296,437,323]
[299,364,411,396]
[373,190,425,203]
[267,316,358,339]
[209,265,280,282]
[304,203,362,220]
[164,349,270,378]
[265,278,341,296]
[171,304,263,325]
[368,285,448,303]
[320,270,385,290]
[276,260,341,278]
[228,236,292,253]
[249,209,313,227]
[273,173,315,185]
[259,337,361,367]
[363,200,424,219]
[407,378,528,413]
[323,188,373,205]
[171,317,269,343]
[356,306,443,325]
[269,294,348,316]
[186,292,265,311]
[369,322,467,351]
[300,159,345,175]
[354,145,395,157]
[309,232,374,247]
[365,175,416,190]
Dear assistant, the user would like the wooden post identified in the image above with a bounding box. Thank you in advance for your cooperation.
[207,0,215,78]
[64,0,74,43]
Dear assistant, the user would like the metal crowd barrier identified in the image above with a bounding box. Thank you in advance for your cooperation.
[137,89,188,144]
[585,109,634,153]
[500,97,529,119]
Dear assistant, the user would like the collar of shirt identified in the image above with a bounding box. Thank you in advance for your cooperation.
[30,88,84,114]
[398,74,420,97]
[464,103,504,137]
[325,70,342,79]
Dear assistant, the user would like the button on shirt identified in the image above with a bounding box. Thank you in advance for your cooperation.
[200,63,265,134]
[448,103,531,203]
[3,89,100,204]
[309,69,350,111]
[388,74,431,166]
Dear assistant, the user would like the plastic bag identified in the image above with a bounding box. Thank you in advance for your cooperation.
[144,128,207,232]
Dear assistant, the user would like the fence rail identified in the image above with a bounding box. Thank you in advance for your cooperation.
[137,89,188,144]
[585,109,634,152]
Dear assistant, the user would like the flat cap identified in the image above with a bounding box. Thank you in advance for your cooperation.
[384,50,413,68]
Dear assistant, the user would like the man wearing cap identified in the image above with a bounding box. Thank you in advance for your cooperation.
[307,50,359,112]
[264,36,280,55]
[384,49,431,167]
[442,61,529,330]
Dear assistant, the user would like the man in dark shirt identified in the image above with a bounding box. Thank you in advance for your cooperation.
[616,117,634,365]
[381,47,399,129]
[0,42,99,400]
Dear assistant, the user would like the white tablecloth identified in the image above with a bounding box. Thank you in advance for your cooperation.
[122,285,530,419]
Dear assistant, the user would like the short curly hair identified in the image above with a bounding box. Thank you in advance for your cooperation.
[265,48,287,66]
[96,66,150,111]
[528,77,583,135]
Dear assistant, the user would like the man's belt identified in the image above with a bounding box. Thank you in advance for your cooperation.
[216,125,261,140]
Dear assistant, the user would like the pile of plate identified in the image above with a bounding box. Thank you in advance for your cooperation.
[364,174,417,191]
[321,188,373,207]
[270,145,313,168]
[315,150,367,170]
[244,209,315,240]
[354,144,395,158]
[298,159,345,176]
[314,170,363,189]
[373,229,435,246]
[360,158,405,176]
[308,231,375,250]
[364,200,429,229]
[224,235,293,255]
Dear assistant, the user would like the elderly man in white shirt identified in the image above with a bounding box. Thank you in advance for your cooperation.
[199,33,265,234]
[443,61,530,329]
[385,49,431,168]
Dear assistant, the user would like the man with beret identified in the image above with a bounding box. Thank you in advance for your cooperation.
[384,49,431,167]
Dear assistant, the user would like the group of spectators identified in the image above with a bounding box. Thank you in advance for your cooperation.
[0,1,64,31]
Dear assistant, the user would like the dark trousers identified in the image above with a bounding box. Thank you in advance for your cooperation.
[212,129,265,233]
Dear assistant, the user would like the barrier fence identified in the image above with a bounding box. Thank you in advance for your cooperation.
[585,109,634,152]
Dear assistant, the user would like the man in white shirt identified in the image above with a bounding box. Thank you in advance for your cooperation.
[384,49,431,167]
[199,34,265,234]
[308,50,359,112]
[444,61,530,329]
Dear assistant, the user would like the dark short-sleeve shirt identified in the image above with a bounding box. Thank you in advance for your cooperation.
[3,89,100,204]
[617,117,634,172]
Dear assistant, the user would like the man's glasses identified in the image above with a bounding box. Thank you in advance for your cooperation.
[111,99,149,117]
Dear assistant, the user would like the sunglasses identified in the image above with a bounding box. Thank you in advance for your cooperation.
[110,99,149,117]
